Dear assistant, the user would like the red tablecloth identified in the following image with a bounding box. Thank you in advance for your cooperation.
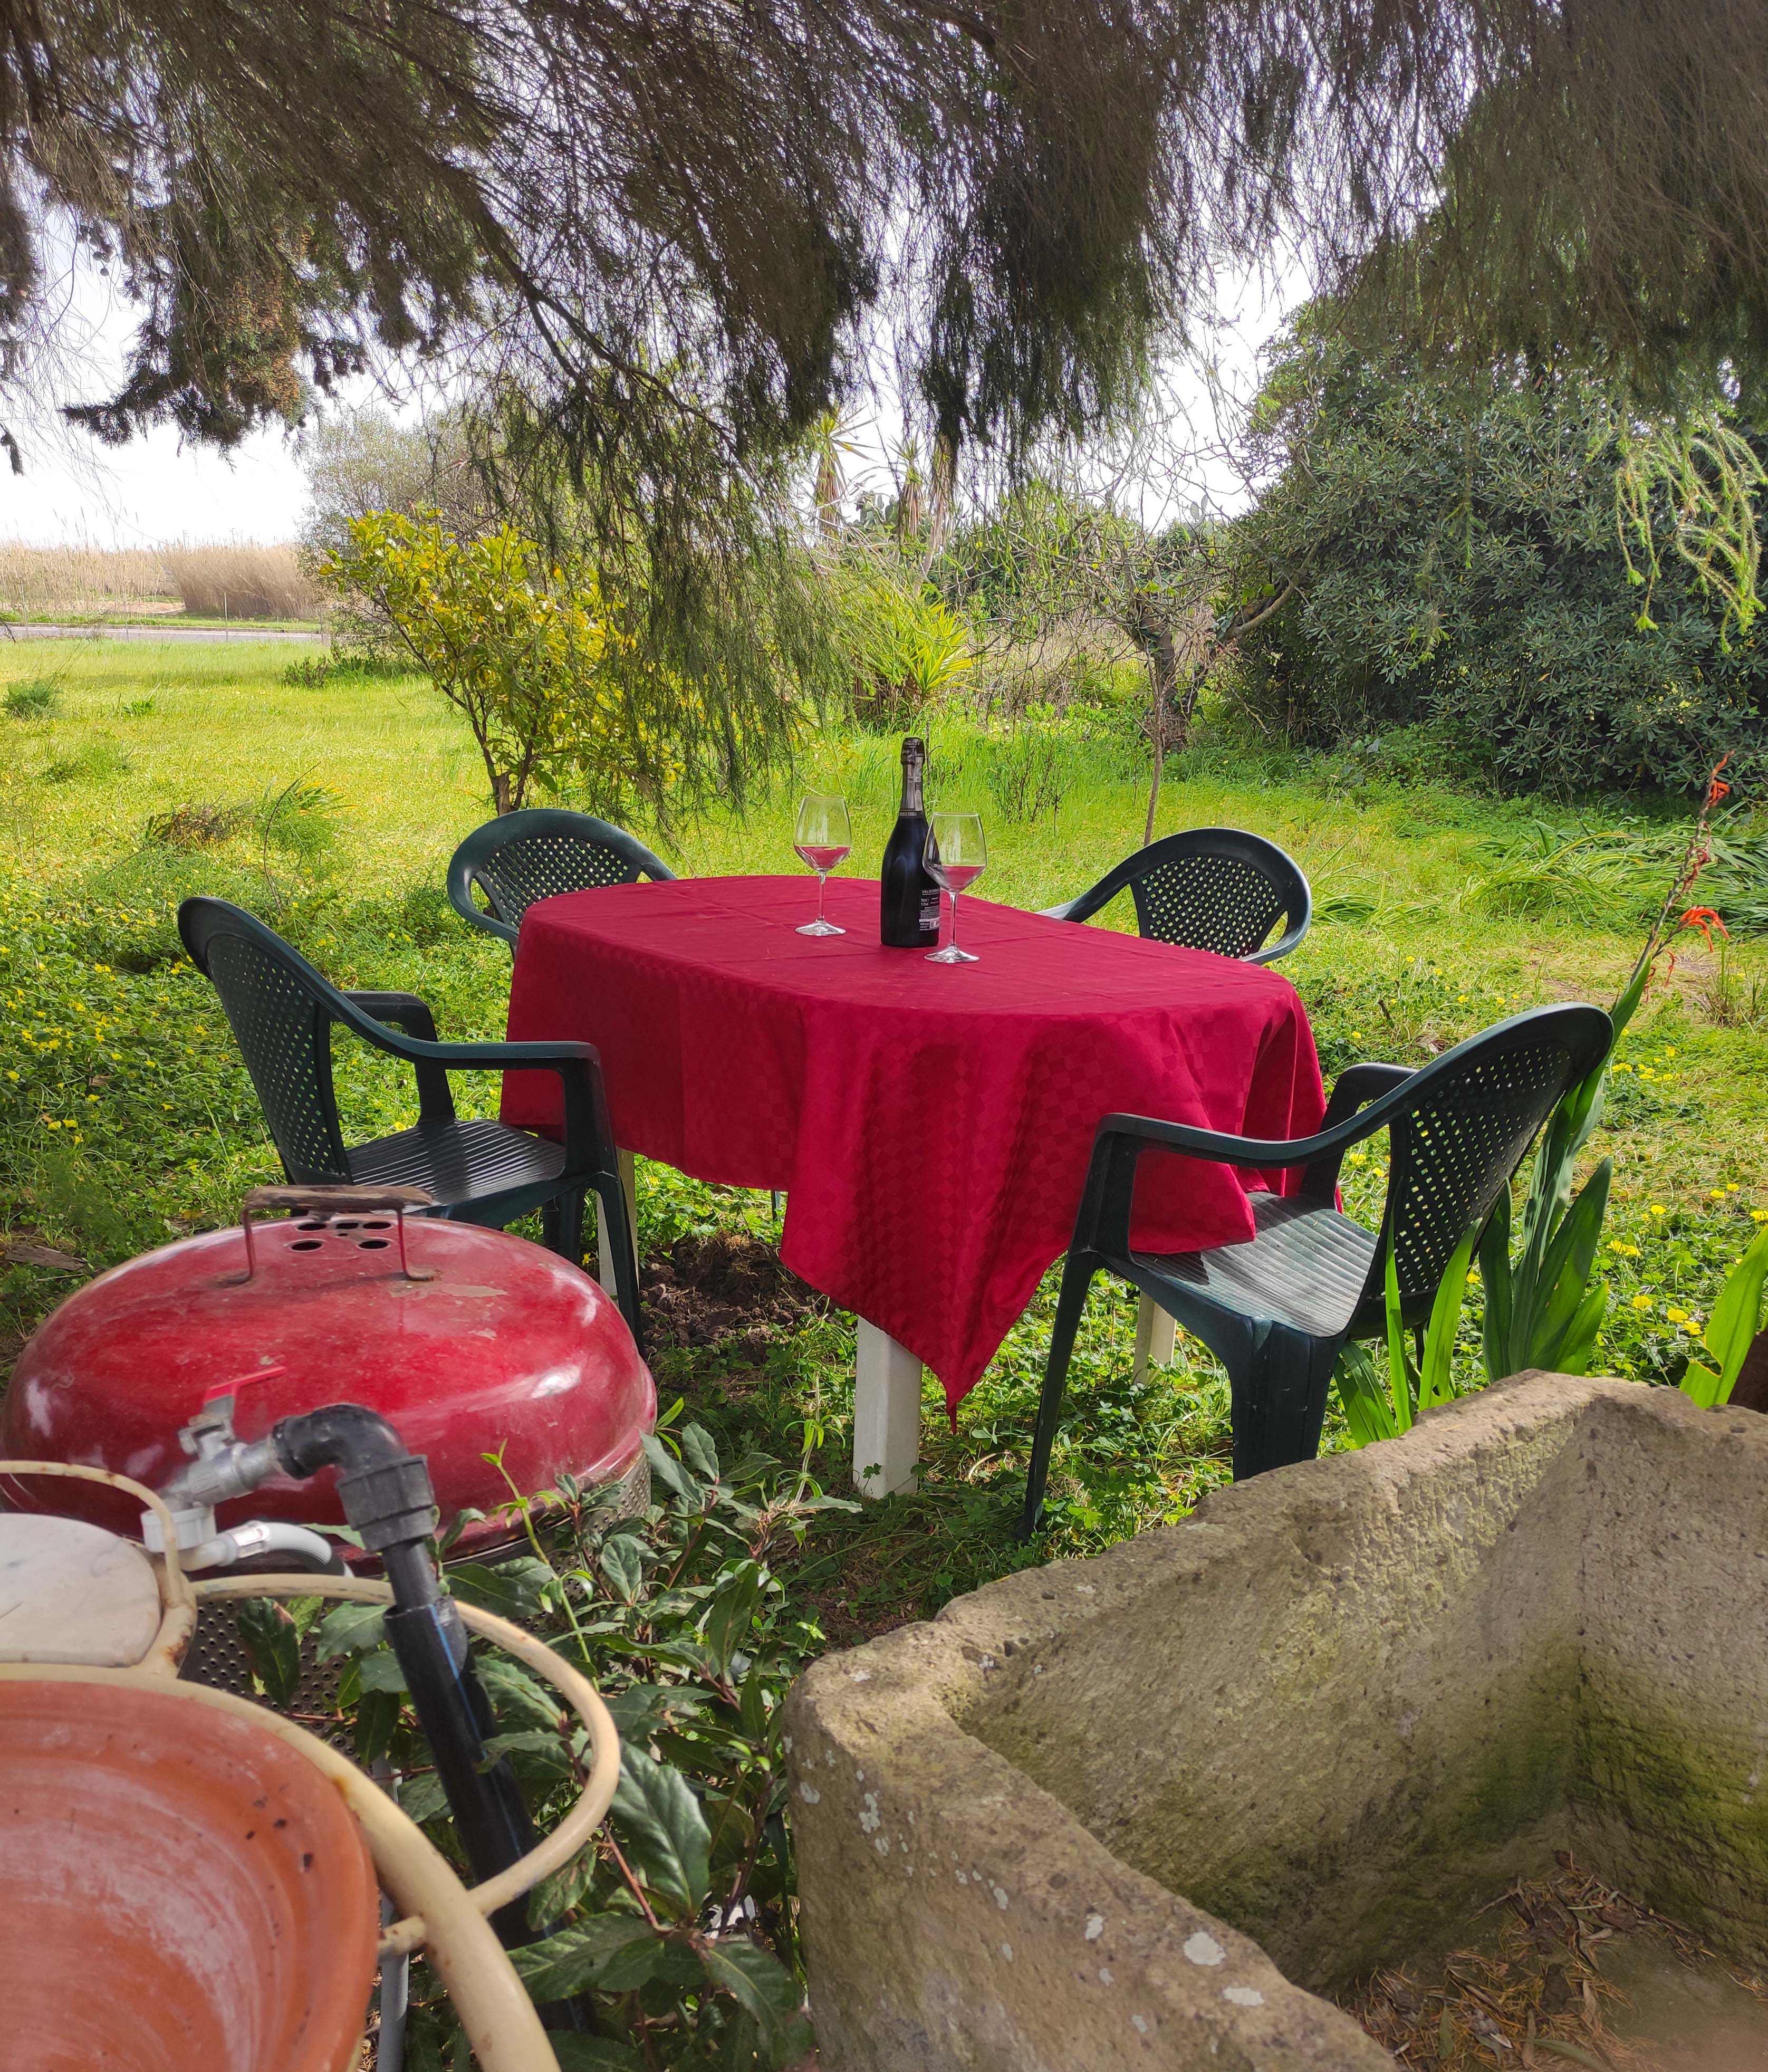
[500,875,1325,1410]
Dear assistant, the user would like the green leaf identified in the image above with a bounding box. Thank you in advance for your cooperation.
[513,1916,661,1999]
[1333,1340,1398,1449]
[1704,1223,1768,1396]
[353,1684,402,1764]
[600,1534,645,1606]
[396,1770,450,1826]
[477,1653,564,1734]
[449,1556,554,1625]
[527,1843,602,1929]
[1383,1241,1414,1434]
[642,1431,702,1506]
[612,1744,712,1916]
[483,1728,576,1779]
[1479,1186,1516,1383]
[695,1935,815,2068]
[235,1598,302,1709]
[358,1646,409,1695]
[1527,1158,1611,1368]
[1681,1358,1727,1409]
[701,1562,765,1678]
[313,1598,385,1664]
[1554,1278,1610,1377]
[680,1422,722,1483]
[1418,1225,1477,1410]
[546,2037,645,2072]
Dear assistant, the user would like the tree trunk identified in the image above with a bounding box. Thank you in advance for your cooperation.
[491,770,514,814]
[1142,625,1178,846]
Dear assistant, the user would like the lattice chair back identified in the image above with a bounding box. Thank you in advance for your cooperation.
[1130,842,1295,957]
[1046,827,1311,964]
[1370,1005,1612,1313]
[179,901,351,1184]
[447,809,676,945]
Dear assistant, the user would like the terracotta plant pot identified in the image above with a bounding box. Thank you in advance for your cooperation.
[0,1677,379,2071]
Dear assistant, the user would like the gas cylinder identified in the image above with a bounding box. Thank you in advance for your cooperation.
[1,1186,655,1550]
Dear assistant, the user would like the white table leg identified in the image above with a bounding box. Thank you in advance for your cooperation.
[597,1147,638,1298]
[1133,1291,1177,1383]
[853,1320,923,1498]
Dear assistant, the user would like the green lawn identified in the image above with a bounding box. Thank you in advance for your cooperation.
[3,638,1764,1633]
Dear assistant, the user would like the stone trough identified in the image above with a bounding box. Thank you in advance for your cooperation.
[785,1374,1768,2069]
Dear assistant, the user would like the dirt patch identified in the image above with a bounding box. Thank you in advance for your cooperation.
[640,1231,825,1355]
[1343,1856,1768,2069]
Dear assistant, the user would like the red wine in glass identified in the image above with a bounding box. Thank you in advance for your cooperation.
[924,812,986,963]
[795,794,852,936]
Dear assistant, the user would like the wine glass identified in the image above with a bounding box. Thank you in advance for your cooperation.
[924,811,986,963]
[794,793,851,936]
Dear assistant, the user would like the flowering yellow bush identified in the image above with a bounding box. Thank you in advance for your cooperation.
[321,512,681,816]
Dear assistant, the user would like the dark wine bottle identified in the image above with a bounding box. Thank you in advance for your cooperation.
[880,735,942,947]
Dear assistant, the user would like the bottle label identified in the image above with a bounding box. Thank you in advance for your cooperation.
[919,887,941,928]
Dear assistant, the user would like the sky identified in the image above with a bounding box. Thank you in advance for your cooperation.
[0,254,1302,548]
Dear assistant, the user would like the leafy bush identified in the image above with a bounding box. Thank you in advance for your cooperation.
[840,564,973,723]
[322,512,697,819]
[307,1416,854,2068]
[1231,330,1768,797]
[5,677,60,718]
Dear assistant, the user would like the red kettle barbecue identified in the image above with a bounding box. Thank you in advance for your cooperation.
[1,1185,655,1551]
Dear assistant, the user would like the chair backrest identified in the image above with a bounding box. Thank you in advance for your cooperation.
[1078,829,1311,963]
[1367,1004,1613,1313]
[178,899,352,1184]
[446,809,676,945]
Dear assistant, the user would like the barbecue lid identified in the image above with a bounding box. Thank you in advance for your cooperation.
[1,1187,656,1539]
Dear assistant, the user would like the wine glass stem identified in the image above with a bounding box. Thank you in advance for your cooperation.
[816,870,829,927]
[948,890,960,953]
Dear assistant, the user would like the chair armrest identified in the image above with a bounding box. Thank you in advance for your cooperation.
[1298,1061,1414,1200]
[1075,1079,1418,1256]
[340,991,451,1121]
[328,989,612,1164]
[1247,912,1311,965]
[1042,877,1120,926]
[344,991,441,1043]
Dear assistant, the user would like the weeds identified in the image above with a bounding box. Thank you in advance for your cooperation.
[4,676,60,718]
[41,736,131,783]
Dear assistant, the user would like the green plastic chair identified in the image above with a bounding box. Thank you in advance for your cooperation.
[1041,827,1312,964]
[178,897,643,1346]
[446,809,675,947]
[1020,1003,1613,1533]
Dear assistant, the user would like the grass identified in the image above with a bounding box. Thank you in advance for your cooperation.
[2,637,1767,1639]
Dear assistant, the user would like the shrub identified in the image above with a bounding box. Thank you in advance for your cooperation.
[163,542,322,620]
[840,564,973,723]
[5,677,60,718]
[1230,330,1768,797]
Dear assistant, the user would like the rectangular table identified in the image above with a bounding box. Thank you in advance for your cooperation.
[501,874,1325,1494]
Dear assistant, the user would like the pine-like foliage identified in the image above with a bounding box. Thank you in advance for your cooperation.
[2,0,1767,477]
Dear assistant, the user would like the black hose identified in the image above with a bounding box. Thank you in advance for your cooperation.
[266,1406,591,2031]
[267,1404,552,1952]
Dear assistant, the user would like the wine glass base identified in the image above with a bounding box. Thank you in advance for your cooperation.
[926,944,978,963]
[797,919,846,936]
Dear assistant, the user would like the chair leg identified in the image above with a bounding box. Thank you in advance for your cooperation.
[592,1171,645,1354]
[1019,1251,1101,1539]
[1228,1323,1341,1481]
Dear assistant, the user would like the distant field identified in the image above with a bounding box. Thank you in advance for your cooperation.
[0,540,322,624]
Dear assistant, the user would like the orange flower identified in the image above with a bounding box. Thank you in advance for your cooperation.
[1704,754,1732,812]
[1679,906,1729,949]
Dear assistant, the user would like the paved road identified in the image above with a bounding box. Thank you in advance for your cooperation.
[2,622,323,644]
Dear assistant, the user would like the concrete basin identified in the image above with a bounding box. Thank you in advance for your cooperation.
[786,1374,1768,2069]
